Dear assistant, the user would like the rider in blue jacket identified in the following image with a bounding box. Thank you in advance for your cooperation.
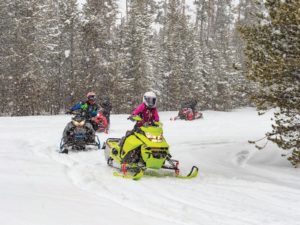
[68,92,99,118]
[63,92,99,143]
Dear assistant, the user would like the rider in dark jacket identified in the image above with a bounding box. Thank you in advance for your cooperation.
[181,99,198,112]
[178,99,198,119]
[99,96,112,124]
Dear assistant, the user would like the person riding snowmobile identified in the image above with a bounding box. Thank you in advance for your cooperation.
[131,91,159,127]
[67,92,99,119]
[99,96,112,125]
[119,91,160,148]
[103,91,199,179]
[178,99,198,120]
[63,92,99,142]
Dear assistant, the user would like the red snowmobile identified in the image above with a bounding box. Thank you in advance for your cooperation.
[171,108,203,121]
[92,111,109,133]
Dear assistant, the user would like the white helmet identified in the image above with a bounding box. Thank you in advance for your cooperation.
[143,91,157,108]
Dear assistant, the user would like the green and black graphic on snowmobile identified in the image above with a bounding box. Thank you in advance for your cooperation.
[103,115,198,180]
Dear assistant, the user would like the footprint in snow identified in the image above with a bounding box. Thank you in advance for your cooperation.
[234,150,250,166]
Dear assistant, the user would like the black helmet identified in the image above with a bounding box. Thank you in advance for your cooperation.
[102,96,110,105]
[191,99,198,105]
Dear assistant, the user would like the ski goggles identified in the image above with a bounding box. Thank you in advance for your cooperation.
[88,95,96,100]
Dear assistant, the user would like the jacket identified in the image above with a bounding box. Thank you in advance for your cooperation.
[100,100,112,115]
[132,103,159,127]
[70,101,99,118]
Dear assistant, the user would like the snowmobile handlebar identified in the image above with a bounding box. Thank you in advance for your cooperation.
[127,115,162,127]
[127,115,142,122]
[66,110,91,119]
[66,111,82,115]
[144,121,162,127]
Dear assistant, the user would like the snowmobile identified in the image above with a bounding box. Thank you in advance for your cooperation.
[103,115,198,180]
[59,111,101,154]
[171,108,203,121]
[92,111,109,133]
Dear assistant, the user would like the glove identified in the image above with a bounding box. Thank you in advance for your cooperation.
[127,115,134,121]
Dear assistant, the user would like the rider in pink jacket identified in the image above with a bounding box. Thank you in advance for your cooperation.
[132,91,159,127]
[119,91,159,150]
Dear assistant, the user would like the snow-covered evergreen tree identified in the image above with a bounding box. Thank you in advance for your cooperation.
[33,0,63,114]
[3,0,37,116]
[0,0,15,115]
[0,0,259,115]
[193,0,215,109]
[240,0,300,165]
[118,0,156,112]
[81,0,117,99]
[158,0,195,110]
[57,0,82,109]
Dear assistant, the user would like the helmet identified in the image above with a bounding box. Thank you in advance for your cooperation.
[87,92,96,101]
[102,96,110,105]
[143,91,157,108]
[191,99,198,106]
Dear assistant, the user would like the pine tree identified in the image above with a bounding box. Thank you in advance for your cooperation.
[32,0,63,114]
[231,0,262,108]
[159,0,193,110]
[208,0,239,110]
[193,0,213,109]
[0,0,15,114]
[239,0,300,165]
[81,0,117,100]
[58,0,82,109]
[7,0,37,116]
[118,0,156,112]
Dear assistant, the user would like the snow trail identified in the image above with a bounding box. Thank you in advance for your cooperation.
[1,109,300,225]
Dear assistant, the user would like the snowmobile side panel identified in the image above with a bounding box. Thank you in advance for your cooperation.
[105,139,122,163]
[122,135,143,156]
[106,139,120,149]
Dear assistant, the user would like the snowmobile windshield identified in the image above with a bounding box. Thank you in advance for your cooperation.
[140,125,163,137]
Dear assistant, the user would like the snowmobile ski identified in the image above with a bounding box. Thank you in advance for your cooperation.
[113,169,144,180]
[175,166,199,179]
[112,166,198,180]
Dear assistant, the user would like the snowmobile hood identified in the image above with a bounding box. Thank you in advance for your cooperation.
[140,124,163,137]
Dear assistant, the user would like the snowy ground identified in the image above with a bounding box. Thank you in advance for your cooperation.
[0,108,300,225]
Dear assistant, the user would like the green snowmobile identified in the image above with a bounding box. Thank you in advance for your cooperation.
[103,115,198,180]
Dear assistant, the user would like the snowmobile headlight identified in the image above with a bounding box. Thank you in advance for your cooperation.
[72,120,85,127]
[72,120,79,126]
[78,120,85,126]
[145,132,163,143]
[145,132,154,139]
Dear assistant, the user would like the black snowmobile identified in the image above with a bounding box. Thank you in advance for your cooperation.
[59,111,101,154]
